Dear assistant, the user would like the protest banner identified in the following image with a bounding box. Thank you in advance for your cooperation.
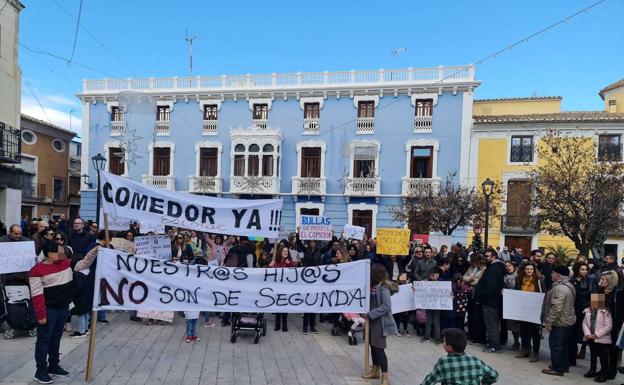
[0,241,36,274]
[110,238,136,254]
[376,228,410,255]
[299,216,333,241]
[136,310,175,323]
[391,284,416,314]
[411,234,429,244]
[101,211,132,231]
[134,235,171,260]
[503,289,545,324]
[428,233,452,248]
[343,224,365,241]
[413,281,453,310]
[93,248,370,313]
[139,220,165,234]
[100,172,283,238]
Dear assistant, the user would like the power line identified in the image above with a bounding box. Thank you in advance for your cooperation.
[23,77,52,123]
[20,42,119,78]
[67,0,84,66]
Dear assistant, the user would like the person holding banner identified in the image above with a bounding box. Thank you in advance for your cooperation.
[300,238,323,335]
[362,263,398,385]
[513,262,544,362]
[270,245,295,332]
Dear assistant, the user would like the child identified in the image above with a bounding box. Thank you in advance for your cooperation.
[421,328,499,385]
[184,311,200,343]
[582,293,612,382]
[343,312,365,337]
[421,267,443,344]
[452,273,470,330]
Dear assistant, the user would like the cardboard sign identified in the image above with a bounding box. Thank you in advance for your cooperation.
[102,211,132,231]
[299,216,333,241]
[392,284,416,314]
[503,289,545,324]
[134,235,171,260]
[137,310,175,323]
[139,221,165,234]
[376,228,411,255]
[0,241,36,274]
[343,224,365,241]
[413,281,453,310]
[110,238,136,254]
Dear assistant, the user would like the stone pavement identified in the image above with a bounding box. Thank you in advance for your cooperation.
[0,313,621,385]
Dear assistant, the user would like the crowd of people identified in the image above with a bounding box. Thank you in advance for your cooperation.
[5,215,624,384]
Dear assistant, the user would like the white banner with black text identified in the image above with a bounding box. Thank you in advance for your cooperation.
[100,172,283,238]
[93,249,370,313]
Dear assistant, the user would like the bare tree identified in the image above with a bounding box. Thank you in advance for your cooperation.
[392,172,500,236]
[528,133,624,258]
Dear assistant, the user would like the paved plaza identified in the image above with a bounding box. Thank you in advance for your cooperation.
[1,313,620,385]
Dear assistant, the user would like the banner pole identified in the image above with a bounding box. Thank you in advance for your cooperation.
[85,213,109,382]
[364,318,370,375]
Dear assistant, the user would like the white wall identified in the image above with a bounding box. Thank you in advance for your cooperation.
[0,188,22,226]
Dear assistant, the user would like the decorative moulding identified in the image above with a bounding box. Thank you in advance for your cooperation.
[156,100,174,112]
[198,99,222,111]
[353,95,379,109]
[410,93,438,107]
[248,98,272,111]
[299,97,324,110]
[106,101,119,113]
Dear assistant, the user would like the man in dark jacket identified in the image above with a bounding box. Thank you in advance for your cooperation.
[67,218,96,256]
[474,250,505,353]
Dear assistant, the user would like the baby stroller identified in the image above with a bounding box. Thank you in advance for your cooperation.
[230,313,266,344]
[331,313,364,345]
[1,282,37,339]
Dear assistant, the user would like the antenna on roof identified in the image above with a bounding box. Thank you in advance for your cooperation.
[390,46,407,58]
[185,28,199,77]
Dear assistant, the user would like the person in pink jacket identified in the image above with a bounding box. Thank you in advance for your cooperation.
[582,293,612,383]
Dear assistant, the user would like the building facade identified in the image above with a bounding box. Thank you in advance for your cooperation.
[19,115,78,221]
[0,0,25,227]
[469,80,624,255]
[78,66,478,236]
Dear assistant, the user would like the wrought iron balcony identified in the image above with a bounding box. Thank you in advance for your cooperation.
[252,118,268,129]
[230,176,280,195]
[142,175,176,190]
[189,176,222,194]
[155,121,170,136]
[110,120,125,136]
[291,177,327,197]
[303,118,320,135]
[501,215,540,234]
[413,115,432,133]
[344,177,380,197]
[401,177,441,197]
[356,117,375,134]
[0,121,21,164]
[202,120,217,135]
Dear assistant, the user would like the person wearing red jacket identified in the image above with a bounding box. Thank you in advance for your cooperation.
[29,242,74,384]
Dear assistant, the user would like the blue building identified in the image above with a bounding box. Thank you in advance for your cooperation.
[78,66,478,237]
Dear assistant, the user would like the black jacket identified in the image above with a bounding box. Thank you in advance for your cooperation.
[385,259,406,282]
[229,242,256,267]
[474,259,505,308]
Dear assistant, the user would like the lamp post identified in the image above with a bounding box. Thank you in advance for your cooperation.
[91,153,107,226]
[481,178,495,253]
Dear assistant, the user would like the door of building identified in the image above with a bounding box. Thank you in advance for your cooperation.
[506,180,531,227]
[352,210,373,236]
[504,235,532,257]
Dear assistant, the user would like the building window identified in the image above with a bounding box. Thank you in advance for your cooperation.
[253,104,269,120]
[352,209,373,235]
[357,101,375,118]
[111,106,124,122]
[248,144,260,176]
[199,148,218,176]
[304,103,320,119]
[415,99,433,116]
[300,208,320,216]
[510,136,534,162]
[262,144,274,177]
[108,147,125,176]
[598,134,622,161]
[53,177,65,200]
[234,144,245,176]
[410,146,433,178]
[156,106,170,122]
[153,147,171,175]
[21,130,36,145]
[301,147,321,178]
[203,105,218,121]
[353,144,377,178]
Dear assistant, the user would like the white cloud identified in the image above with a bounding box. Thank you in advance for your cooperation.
[21,95,83,137]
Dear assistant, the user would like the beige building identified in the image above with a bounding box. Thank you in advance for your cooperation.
[19,115,78,221]
[0,0,25,227]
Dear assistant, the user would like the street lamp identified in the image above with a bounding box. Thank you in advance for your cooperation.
[91,153,107,226]
[81,174,93,189]
[481,178,495,253]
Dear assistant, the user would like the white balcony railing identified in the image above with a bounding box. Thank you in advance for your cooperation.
[356,117,375,134]
[303,118,320,135]
[413,115,433,133]
[202,120,217,135]
[401,177,441,197]
[110,121,125,136]
[189,176,222,194]
[344,177,381,197]
[230,176,280,195]
[291,177,327,196]
[155,121,170,136]
[252,119,268,129]
[142,175,176,190]
[83,65,476,93]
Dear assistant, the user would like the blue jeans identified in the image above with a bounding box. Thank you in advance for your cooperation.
[202,312,211,322]
[35,307,69,371]
[97,310,106,321]
[186,319,198,337]
[549,325,572,373]
[75,313,89,334]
